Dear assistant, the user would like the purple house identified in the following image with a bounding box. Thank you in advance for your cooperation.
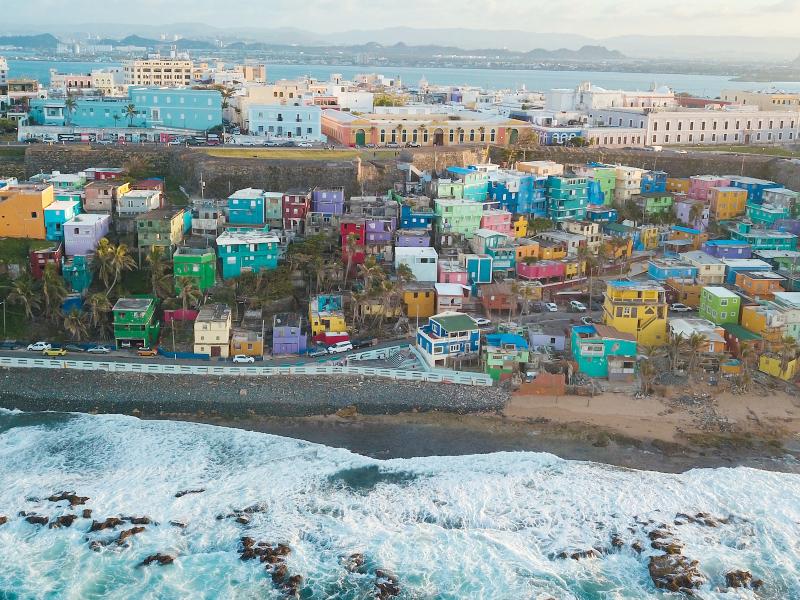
[674,197,709,231]
[701,239,752,259]
[772,219,800,236]
[395,229,431,247]
[63,213,111,256]
[312,188,344,215]
[272,313,307,355]
[366,217,396,243]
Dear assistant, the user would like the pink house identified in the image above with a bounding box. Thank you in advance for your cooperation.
[480,209,513,236]
[438,260,469,285]
[674,197,709,231]
[517,259,565,281]
[689,176,730,201]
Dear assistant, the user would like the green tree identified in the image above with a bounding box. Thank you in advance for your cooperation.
[85,292,112,336]
[125,103,137,127]
[64,94,77,126]
[526,218,555,237]
[145,246,172,300]
[176,277,202,311]
[8,275,41,320]
[94,239,136,294]
[63,309,89,341]
[41,263,68,322]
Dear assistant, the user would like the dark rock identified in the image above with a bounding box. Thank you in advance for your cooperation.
[648,555,705,592]
[174,489,205,498]
[169,521,186,528]
[116,526,146,544]
[569,549,600,560]
[25,514,48,526]
[47,491,89,506]
[141,553,175,566]
[375,569,400,599]
[0,516,7,526]
[241,536,255,549]
[49,514,77,528]
[82,509,92,519]
[651,539,684,555]
[610,534,624,548]
[725,569,763,589]
[632,541,644,553]
[345,552,365,572]
[89,540,106,552]
[124,516,152,525]
[283,574,303,596]
[270,563,288,582]
[235,515,250,525]
[89,517,123,532]
[275,543,291,556]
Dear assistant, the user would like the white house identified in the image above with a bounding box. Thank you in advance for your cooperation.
[395,246,438,282]
[117,189,162,215]
[248,104,324,141]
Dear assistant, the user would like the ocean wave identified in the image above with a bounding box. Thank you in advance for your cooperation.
[0,411,797,599]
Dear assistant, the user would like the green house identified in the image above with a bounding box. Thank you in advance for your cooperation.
[136,208,185,249]
[699,286,741,325]
[571,324,638,380]
[637,192,674,216]
[62,255,93,295]
[173,246,217,292]
[434,198,484,239]
[483,333,529,381]
[113,296,160,348]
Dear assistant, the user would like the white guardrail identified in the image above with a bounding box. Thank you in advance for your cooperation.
[0,356,494,387]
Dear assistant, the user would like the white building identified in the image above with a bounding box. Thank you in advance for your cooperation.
[248,104,324,141]
[117,189,162,216]
[395,246,438,282]
[0,56,7,87]
[123,54,193,86]
[546,82,676,112]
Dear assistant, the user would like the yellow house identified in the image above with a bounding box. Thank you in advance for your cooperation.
[402,285,436,319]
[666,178,690,194]
[709,187,748,220]
[537,240,567,260]
[514,238,539,262]
[0,183,54,239]
[740,304,785,344]
[355,298,402,319]
[603,281,668,346]
[230,329,264,357]
[759,354,797,381]
[603,237,633,260]
[309,294,347,336]
[193,304,232,358]
[512,215,528,238]
[639,226,660,251]
[564,258,586,278]
[665,278,702,308]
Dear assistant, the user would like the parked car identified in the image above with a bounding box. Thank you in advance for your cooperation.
[64,344,85,352]
[351,338,376,350]
[544,302,559,312]
[406,142,421,148]
[307,347,328,358]
[569,300,588,312]
[87,345,111,354]
[95,139,113,145]
[474,317,492,327]
[232,354,255,364]
[43,347,67,356]
[581,316,595,326]
[327,341,354,354]
[27,341,51,352]
[296,141,313,148]
[530,302,544,313]
[137,347,158,357]
[386,141,400,148]
[670,303,693,312]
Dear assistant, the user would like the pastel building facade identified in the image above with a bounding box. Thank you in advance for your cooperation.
[63,213,110,256]
[699,287,742,325]
[216,227,280,279]
[44,199,82,242]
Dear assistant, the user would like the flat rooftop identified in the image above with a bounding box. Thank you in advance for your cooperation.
[113,297,153,311]
[196,303,231,322]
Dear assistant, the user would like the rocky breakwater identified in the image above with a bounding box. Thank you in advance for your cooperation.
[0,368,509,418]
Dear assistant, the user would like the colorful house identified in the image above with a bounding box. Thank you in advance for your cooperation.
[734,271,785,300]
[571,324,637,380]
[726,222,797,252]
[721,258,772,284]
[647,258,697,281]
[462,253,493,285]
[668,225,708,251]
[585,205,618,223]
[136,208,185,249]
[112,296,160,348]
[308,294,347,337]
[228,188,266,225]
[193,303,232,358]
[438,260,469,285]
[483,333,529,381]
[230,329,265,358]
[514,238,539,263]
[699,286,742,325]
[689,176,730,201]
[282,189,311,232]
[747,202,790,228]
[0,183,54,239]
[637,192,674,216]
[63,213,110,256]
[62,255,93,295]
[517,259,565,282]
[272,313,307,355]
[772,292,800,341]
[216,227,280,279]
[402,284,436,319]
[44,199,81,242]
[679,250,726,285]
[640,170,667,194]
[512,215,528,237]
[434,197,484,239]
[759,353,797,381]
[547,175,588,222]
[30,244,63,279]
[726,175,782,205]
[311,188,344,215]
[667,178,690,194]
[173,246,217,292]
[443,167,490,201]
[480,282,517,315]
[416,312,480,368]
[674,198,709,231]
[741,303,786,343]
[435,282,467,313]
[602,281,668,346]
[117,189,162,216]
[702,239,752,259]
[399,200,436,230]
[395,246,438,282]
[709,187,748,220]
[83,180,130,213]
[480,209,513,236]
[669,318,727,353]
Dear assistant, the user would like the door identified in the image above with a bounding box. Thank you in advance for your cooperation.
[211,346,221,357]
[433,129,444,146]
[355,129,366,146]
[509,129,519,145]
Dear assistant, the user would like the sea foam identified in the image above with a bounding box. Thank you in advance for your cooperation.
[0,411,797,599]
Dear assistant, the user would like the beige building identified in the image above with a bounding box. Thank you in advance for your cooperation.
[123,57,193,86]
[193,304,232,358]
[516,160,564,177]
[721,89,800,111]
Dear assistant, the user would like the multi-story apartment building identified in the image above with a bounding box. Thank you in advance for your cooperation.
[193,303,232,358]
[216,227,280,279]
[0,183,54,239]
[416,312,481,368]
[434,198,483,239]
[113,297,160,348]
[123,55,193,86]
[720,89,800,111]
[248,105,323,141]
[173,247,217,292]
[602,281,668,346]
[547,175,588,222]
[44,199,82,242]
[709,187,748,220]
[136,208,185,249]
[227,188,266,225]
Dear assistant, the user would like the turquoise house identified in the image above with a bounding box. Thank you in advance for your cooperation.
[571,324,638,380]
[44,199,82,242]
[62,255,93,295]
[547,175,588,222]
[726,221,797,251]
[747,202,790,227]
[216,227,280,279]
[463,253,493,285]
[227,188,266,225]
[444,167,490,201]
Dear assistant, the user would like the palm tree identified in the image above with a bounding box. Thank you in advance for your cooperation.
[221,87,235,110]
[777,336,800,378]
[112,113,121,128]
[357,255,384,293]
[343,233,360,284]
[63,309,89,341]
[125,103,137,127]
[685,332,706,378]
[688,203,704,228]
[41,263,68,322]
[738,341,759,392]
[145,246,172,300]
[577,246,598,302]
[64,94,77,126]
[666,332,687,372]
[176,277,202,311]
[8,275,41,320]
[639,358,656,395]
[85,292,112,335]
[94,239,136,294]
[527,218,554,237]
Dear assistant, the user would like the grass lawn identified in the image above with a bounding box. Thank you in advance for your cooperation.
[680,145,800,158]
[0,238,53,265]
[201,148,398,161]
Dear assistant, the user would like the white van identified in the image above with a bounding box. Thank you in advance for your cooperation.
[327,341,354,354]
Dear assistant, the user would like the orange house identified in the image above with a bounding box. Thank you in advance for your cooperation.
[666,178,690,194]
[735,271,785,300]
[514,238,539,262]
[668,227,709,251]
[740,303,786,345]
[709,187,748,220]
[536,239,567,260]
[0,183,54,239]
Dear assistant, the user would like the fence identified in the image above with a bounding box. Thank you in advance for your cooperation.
[0,356,493,387]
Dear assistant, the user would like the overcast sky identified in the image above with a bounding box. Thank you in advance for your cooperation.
[6,0,800,37]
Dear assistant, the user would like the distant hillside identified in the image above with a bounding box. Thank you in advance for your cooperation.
[0,33,59,49]
[106,35,215,50]
[524,45,626,60]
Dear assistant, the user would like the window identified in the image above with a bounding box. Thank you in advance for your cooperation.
[30,212,37,218]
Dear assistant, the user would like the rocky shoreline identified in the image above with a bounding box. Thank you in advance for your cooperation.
[0,367,509,417]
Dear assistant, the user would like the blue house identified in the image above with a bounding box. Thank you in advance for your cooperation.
[446,167,489,201]
[586,205,618,223]
[227,188,266,225]
[216,227,280,279]
[400,203,436,230]
[647,258,698,281]
[726,176,782,205]
[720,258,773,284]
[516,175,548,217]
[416,312,480,368]
[44,199,82,242]
[463,253,493,285]
[489,179,519,213]
[640,171,667,194]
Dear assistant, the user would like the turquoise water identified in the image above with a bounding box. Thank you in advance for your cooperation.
[8,58,800,96]
[0,409,799,599]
